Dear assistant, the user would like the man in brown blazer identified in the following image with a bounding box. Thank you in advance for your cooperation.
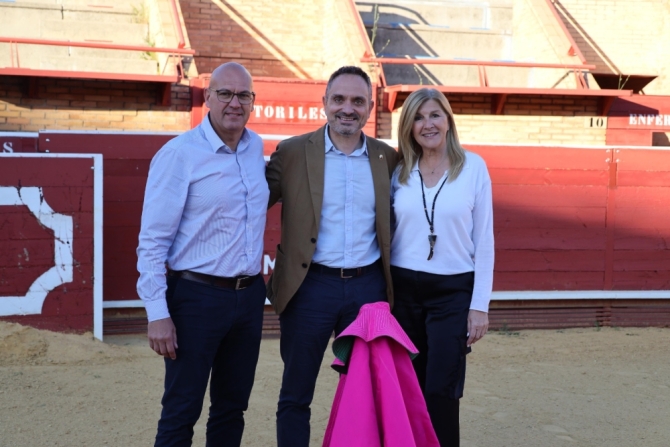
[266,66,398,447]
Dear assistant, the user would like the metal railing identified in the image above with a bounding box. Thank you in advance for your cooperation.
[545,0,588,64]
[169,0,187,49]
[360,56,596,89]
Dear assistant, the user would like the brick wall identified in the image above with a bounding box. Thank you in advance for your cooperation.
[377,89,392,139]
[556,0,670,94]
[0,77,191,132]
[456,115,606,145]
[180,0,374,80]
[388,94,607,145]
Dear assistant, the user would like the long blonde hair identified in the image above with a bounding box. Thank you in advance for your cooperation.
[396,88,466,185]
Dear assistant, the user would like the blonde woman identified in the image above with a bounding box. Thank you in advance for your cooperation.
[390,88,494,446]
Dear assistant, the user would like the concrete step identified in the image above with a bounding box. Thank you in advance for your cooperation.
[6,0,66,6]
[1,3,143,37]
[370,24,513,60]
[34,55,160,74]
[0,40,178,77]
[62,8,138,23]
[383,64,482,87]
[61,0,139,14]
[1,4,63,37]
[6,43,150,60]
[1,0,183,79]
[8,0,138,14]
[382,64,533,88]
[360,0,579,89]
[40,19,149,44]
[357,0,513,31]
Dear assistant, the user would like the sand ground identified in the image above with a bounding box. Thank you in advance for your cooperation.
[0,322,668,447]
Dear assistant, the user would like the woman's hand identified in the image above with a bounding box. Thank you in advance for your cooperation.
[467,310,489,347]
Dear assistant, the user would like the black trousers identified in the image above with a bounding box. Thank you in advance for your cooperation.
[391,266,474,447]
[155,274,266,447]
[276,264,387,447]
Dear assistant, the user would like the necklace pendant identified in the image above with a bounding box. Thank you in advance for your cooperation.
[427,234,437,260]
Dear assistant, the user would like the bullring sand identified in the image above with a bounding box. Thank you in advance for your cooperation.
[0,322,668,446]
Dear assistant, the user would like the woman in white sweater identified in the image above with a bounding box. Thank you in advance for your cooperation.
[390,88,494,447]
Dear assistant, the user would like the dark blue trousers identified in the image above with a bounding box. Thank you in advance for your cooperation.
[391,266,474,447]
[276,264,387,447]
[155,274,266,447]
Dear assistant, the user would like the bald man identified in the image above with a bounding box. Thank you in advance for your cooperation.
[137,62,269,447]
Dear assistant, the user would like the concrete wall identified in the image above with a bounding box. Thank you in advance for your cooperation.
[0,0,187,77]
[556,0,670,94]
[511,0,583,89]
[0,0,192,133]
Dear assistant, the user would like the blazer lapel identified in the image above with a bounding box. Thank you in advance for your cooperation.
[305,126,326,228]
[367,140,391,239]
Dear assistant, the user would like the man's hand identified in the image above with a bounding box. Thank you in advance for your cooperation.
[148,317,178,360]
[467,310,489,347]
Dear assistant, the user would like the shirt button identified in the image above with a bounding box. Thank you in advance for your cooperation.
[302,263,308,268]
[310,238,316,243]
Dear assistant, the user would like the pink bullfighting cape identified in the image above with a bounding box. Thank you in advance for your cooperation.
[322,302,439,447]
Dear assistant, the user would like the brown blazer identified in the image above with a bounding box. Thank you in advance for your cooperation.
[266,125,399,315]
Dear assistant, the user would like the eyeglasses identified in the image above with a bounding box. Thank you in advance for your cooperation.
[207,88,255,105]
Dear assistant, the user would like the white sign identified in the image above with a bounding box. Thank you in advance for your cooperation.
[253,104,327,122]
[628,114,670,127]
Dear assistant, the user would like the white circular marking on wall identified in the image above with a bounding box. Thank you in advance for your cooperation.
[0,186,74,316]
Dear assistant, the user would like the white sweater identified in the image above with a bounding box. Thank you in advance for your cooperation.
[390,151,494,312]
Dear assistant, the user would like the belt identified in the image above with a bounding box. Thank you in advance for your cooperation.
[168,270,258,290]
[308,260,380,279]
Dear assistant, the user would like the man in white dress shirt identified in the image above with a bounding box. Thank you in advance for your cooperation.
[136,62,269,447]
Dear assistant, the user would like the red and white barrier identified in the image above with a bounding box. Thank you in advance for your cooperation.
[0,153,103,339]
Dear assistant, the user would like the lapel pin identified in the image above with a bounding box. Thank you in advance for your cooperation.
[379,154,383,159]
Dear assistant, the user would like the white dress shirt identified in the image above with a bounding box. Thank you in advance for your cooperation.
[390,151,494,312]
[136,115,269,321]
[311,126,380,268]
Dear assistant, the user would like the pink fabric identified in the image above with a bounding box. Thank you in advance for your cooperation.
[322,303,439,447]
[336,302,417,352]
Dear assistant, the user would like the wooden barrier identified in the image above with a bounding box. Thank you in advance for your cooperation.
[0,153,102,337]
[1,132,669,336]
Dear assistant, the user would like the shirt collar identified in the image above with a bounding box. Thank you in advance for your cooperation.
[202,113,249,154]
[324,124,368,156]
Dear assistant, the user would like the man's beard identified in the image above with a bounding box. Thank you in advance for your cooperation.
[331,113,362,136]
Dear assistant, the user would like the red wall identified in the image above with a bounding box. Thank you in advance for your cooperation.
[471,144,670,291]
[1,134,38,153]
[34,132,283,305]
[607,96,670,146]
[2,134,669,332]
[0,156,96,331]
[190,76,378,141]
[37,133,176,304]
[35,138,670,296]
